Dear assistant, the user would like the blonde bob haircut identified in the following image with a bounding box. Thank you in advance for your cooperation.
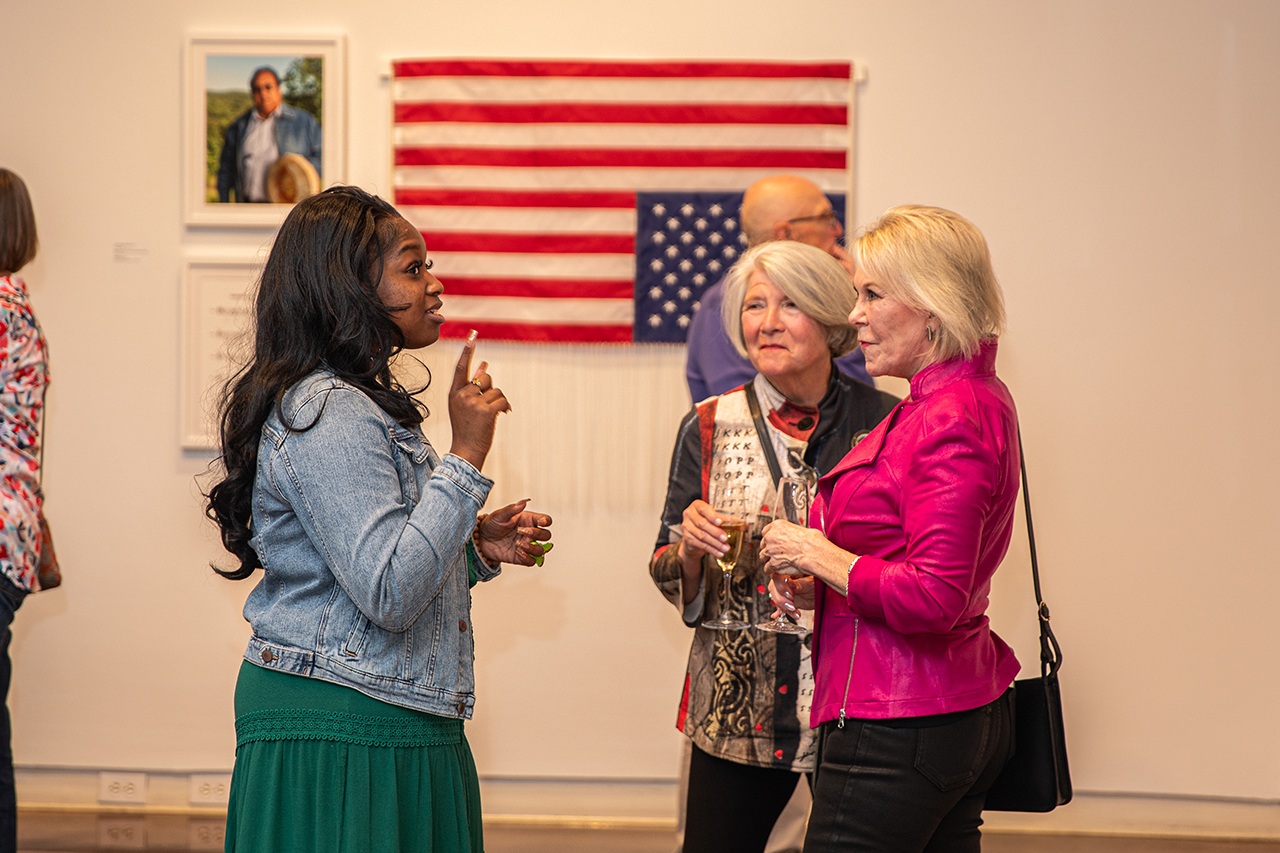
[853,205,1005,363]
[721,240,859,360]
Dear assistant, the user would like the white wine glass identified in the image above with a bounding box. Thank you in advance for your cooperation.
[757,476,810,634]
[701,480,751,631]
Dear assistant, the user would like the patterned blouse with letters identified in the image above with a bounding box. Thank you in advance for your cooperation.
[650,370,897,771]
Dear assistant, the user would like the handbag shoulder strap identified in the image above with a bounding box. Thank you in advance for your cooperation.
[744,381,783,488]
[1018,425,1063,678]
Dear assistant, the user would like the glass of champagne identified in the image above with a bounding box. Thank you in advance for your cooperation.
[702,481,751,631]
[757,476,811,634]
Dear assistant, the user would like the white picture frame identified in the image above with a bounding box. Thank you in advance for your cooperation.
[184,35,345,227]
[181,259,260,449]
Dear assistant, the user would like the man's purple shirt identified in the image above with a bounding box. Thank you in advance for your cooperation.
[684,279,873,402]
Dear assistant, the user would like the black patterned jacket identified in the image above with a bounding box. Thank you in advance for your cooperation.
[650,368,898,770]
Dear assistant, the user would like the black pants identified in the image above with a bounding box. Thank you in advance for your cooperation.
[683,743,807,853]
[804,689,1015,853]
[0,579,25,853]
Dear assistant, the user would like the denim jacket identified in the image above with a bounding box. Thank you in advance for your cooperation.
[243,369,499,718]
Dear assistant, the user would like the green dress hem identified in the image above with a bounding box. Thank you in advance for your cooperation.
[226,660,483,853]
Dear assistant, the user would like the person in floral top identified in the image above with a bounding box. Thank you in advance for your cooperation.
[0,167,50,853]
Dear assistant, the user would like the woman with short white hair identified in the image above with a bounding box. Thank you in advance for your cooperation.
[651,240,899,853]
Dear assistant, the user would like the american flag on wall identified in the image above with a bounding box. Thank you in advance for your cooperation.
[391,59,853,343]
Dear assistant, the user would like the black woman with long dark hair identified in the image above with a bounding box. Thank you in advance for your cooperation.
[205,186,552,852]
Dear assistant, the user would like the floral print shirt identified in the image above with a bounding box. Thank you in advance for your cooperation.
[0,274,49,591]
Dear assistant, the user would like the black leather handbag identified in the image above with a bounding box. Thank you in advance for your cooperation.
[984,430,1071,812]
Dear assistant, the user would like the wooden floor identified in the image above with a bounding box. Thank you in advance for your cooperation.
[486,825,1280,853]
[15,812,1280,852]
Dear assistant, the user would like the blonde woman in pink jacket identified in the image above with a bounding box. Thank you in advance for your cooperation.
[762,206,1020,853]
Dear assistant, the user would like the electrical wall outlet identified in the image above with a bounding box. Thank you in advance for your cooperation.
[98,816,146,849]
[189,773,232,806]
[98,771,147,805]
[189,819,226,851]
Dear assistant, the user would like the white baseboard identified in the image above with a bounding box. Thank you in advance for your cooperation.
[18,768,1280,840]
[478,778,1280,840]
[982,791,1280,841]
[16,767,226,811]
[479,777,676,825]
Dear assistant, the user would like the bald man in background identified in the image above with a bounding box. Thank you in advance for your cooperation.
[683,174,872,402]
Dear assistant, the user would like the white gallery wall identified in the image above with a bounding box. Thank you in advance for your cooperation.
[1,0,1278,811]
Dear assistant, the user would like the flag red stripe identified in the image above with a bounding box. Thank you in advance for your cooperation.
[393,60,851,80]
[440,277,634,299]
[392,58,852,344]
[421,231,634,254]
[395,188,637,209]
[397,147,846,170]
[440,321,633,343]
[394,102,848,126]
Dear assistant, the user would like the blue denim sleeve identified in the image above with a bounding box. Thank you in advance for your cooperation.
[267,385,493,632]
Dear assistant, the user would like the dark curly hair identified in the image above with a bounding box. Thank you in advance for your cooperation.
[204,186,427,579]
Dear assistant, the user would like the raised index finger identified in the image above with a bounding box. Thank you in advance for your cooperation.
[451,329,479,393]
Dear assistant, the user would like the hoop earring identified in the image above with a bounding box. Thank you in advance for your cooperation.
[926,326,936,343]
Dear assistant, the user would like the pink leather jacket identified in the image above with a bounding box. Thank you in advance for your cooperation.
[810,339,1022,724]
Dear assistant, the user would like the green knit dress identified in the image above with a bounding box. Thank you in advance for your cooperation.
[224,661,484,852]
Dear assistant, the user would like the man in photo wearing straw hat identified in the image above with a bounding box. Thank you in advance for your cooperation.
[215,66,322,203]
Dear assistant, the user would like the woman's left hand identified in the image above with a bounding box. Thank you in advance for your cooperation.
[477,500,553,566]
[761,519,859,596]
[759,519,825,577]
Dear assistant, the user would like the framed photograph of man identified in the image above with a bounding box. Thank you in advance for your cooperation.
[184,35,345,227]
